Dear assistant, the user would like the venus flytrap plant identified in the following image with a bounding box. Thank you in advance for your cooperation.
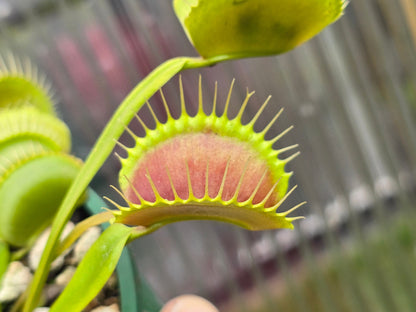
[0,57,85,249]
[49,77,304,312]
[23,1,347,311]
[0,59,85,250]
[0,55,86,311]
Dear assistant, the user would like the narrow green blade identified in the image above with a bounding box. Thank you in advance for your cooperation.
[50,223,133,312]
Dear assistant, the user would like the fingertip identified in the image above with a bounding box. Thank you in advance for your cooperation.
[161,294,219,312]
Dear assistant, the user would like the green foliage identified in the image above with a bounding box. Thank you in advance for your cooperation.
[0,241,9,282]
[21,1,348,310]
[50,224,134,312]
[0,57,85,309]
[0,58,81,248]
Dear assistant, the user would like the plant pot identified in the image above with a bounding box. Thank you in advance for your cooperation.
[84,189,162,312]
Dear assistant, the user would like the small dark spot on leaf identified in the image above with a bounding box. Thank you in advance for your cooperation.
[233,0,248,5]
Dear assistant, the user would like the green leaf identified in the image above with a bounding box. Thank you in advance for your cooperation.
[50,223,133,312]
[0,241,9,281]
[174,0,348,59]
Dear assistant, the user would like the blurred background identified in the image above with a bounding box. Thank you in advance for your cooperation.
[2,0,416,311]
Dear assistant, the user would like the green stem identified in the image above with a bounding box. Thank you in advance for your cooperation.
[10,246,30,262]
[55,211,113,257]
[0,240,9,279]
[22,55,223,312]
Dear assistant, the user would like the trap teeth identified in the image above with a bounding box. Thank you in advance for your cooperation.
[110,79,302,231]
[0,107,71,154]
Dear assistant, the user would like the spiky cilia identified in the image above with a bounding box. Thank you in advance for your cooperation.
[106,78,304,231]
[0,53,56,114]
[0,107,71,157]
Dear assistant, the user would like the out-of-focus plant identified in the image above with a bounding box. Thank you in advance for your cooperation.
[0,57,84,311]
[12,1,348,311]
[0,107,83,248]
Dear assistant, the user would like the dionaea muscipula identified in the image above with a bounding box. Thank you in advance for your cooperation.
[107,78,304,231]
[0,55,83,247]
[0,53,56,115]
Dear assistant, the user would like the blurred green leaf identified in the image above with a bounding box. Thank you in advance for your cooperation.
[0,241,9,281]
[50,223,133,312]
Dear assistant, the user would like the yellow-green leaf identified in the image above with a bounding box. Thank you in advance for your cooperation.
[50,223,133,312]
[0,241,9,282]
